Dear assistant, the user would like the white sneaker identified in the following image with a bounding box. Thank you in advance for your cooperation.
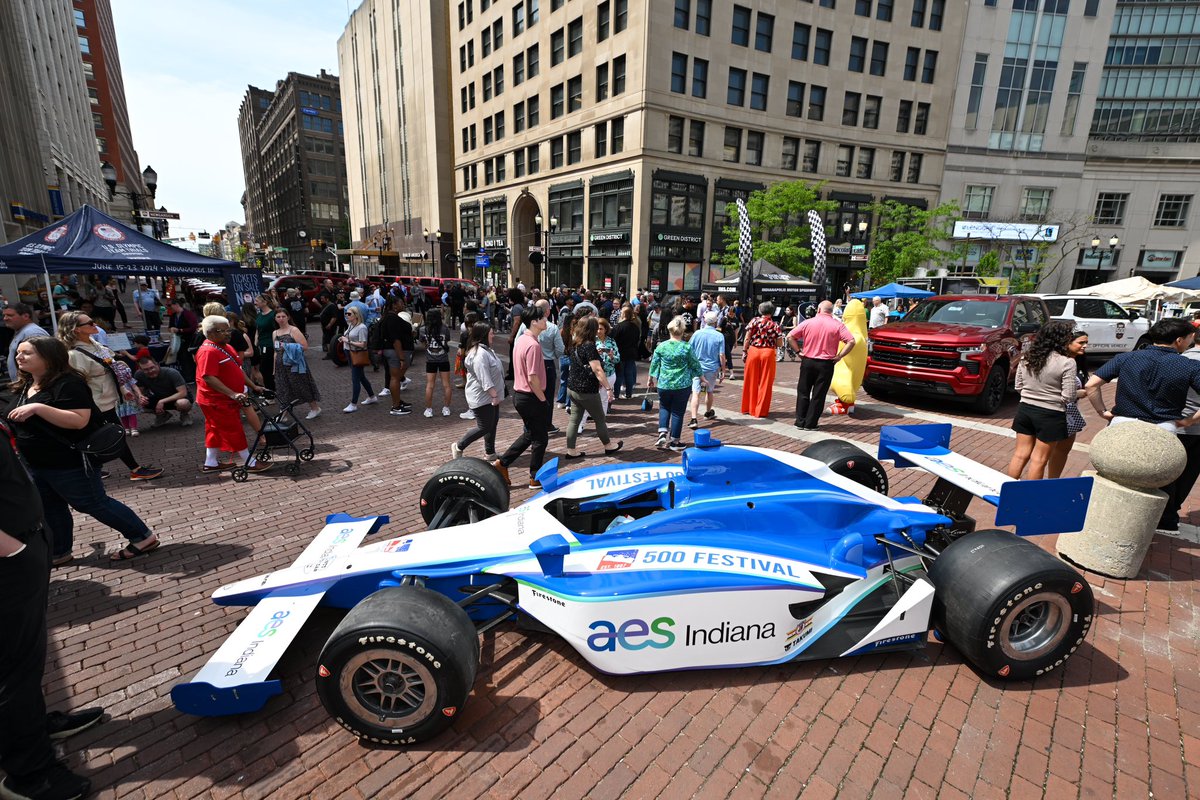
[379,388,391,396]
[450,443,463,459]
[442,406,451,417]
[305,408,322,420]
[401,377,412,389]
[361,396,379,406]
[343,403,358,413]
[423,408,434,417]
[459,409,476,419]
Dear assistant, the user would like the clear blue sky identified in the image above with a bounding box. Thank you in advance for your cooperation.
[112,0,354,239]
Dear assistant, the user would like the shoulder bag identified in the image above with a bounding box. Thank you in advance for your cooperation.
[17,385,126,464]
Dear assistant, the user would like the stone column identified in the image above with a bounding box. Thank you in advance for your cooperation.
[1057,421,1186,579]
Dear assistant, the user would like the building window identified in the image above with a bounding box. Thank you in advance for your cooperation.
[1154,194,1192,228]
[551,28,564,64]
[528,144,540,173]
[803,140,821,173]
[814,29,832,66]
[484,117,494,144]
[787,81,805,117]
[82,61,94,79]
[692,58,708,98]
[782,136,800,171]
[907,153,922,183]
[877,0,893,22]
[568,75,582,111]
[528,96,540,127]
[674,0,689,29]
[889,152,905,182]
[842,92,861,126]
[612,116,625,152]
[1060,62,1086,136]
[1021,188,1053,220]
[863,95,881,129]
[727,68,747,106]
[496,111,506,139]
[732,5,751,46]
[599,0,610,40]
[78,35,90,54]
[697,0,711,36]
[856,0,872,17]
[921,51,938,83]
[966,54,988,131]
[915,102,929,134]
[613,55,626,94]
[485,160,494,185]
[792,23,810,61]
[911,0,926,27]
[964,185,995,219]
[515,101,526,132]
[904,47,919,81]
[667,116,684,154]
[597,63,609,100]
[551,84,564,118]
[849,37,867,72]
[870,41,888,77]
[650,177,706,229]
[495,155,506,182]
[568,17,583,56]
[750,73,769,111]
[856,148,875,179]
[482,27,492,58]
[615,0,627,32]
[528,44,539,77]
[671,53,688,93]
[929,0,944,31]
[723,127,742,162]
[551,137,564,168]
[493,19,504,49]
[688,120,705,156]
[74,8,85,26]
[896,100,912,132]
[596,122,608,157]
[836,145,854,177]
[755,13,774,52]
[483,73,493,101]
[494,65,504,96]
[514,53,525,85]
[809,85,826,121]
[590,177,634,229]
[1094,193,1128,226]
[514,2,526,34]
[745,130,764,166]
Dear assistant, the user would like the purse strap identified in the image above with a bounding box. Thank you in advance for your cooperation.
[73,345,123,396]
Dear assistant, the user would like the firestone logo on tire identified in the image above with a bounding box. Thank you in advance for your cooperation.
[93,224,126,242]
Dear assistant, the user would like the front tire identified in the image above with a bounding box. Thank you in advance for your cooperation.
[971,366,1007,414]
[928,530,1093,680]
[801,439,889,495]
[316,587,479,745]
[419,457,510,528]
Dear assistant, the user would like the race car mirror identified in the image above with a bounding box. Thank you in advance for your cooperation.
[529,533,571,577]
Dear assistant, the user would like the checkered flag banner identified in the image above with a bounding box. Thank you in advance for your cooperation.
[807,209,828,301]
[736,197,753,273]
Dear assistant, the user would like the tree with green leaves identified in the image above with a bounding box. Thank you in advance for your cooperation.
[719,180,838,277]
[863,200,961,286]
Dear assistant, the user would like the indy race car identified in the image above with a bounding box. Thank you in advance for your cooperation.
[172,425,1096,745]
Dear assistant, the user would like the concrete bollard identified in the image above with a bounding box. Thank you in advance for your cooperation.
[1057,421,1186,579]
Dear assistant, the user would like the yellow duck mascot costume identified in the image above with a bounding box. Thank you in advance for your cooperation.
[829,299,868,416]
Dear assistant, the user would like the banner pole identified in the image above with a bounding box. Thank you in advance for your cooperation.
[41,254,57,336]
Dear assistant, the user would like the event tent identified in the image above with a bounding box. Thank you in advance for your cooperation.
[1067,275,1199,305]
[849,282,936,300]
[1166,275,1200,291]
[0,204,236,277]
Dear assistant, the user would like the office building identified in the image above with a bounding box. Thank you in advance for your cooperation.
[237,70,349,272]
[338,0,458,277]
[449,0,965,295]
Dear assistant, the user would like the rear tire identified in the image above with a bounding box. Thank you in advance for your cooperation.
[1134,335,1151,351]
[972,366,1007,414]
[316,587,479,745]
[419,457,510,528]
[800,440,889,496]
[928,530,1093,680]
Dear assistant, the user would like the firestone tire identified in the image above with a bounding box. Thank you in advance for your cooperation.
[800,439,889,496]
[316,587,479,745]
[928,530,1094,681]
[420,457,510,527]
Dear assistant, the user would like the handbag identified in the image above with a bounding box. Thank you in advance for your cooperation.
[16,387,126,464]
[349,347,371,367]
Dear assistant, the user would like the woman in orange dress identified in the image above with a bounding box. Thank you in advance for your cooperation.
[740,302,782,418]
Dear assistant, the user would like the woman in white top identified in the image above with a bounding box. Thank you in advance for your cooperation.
[452,322,505,460]
[339,306,378,413]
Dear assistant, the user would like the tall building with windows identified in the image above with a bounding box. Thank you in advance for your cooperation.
[449,0,965,294]
[338,0,458,277]
[941,0,1200,291]
[237,71,349,272]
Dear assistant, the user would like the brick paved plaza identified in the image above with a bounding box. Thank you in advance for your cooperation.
[30,345,1199,800]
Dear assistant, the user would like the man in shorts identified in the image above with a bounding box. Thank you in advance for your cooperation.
[687,311,727,428]
[381,297,414,415]
[134,356,193,427]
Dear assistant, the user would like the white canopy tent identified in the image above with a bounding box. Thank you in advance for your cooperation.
[1067,276,1200,305]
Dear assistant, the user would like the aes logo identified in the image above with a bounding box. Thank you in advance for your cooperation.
[586,617,675,651]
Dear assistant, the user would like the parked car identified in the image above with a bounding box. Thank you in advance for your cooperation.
[1030,295,1150,355]
[865,294,1051,414]
[268,274,352,318]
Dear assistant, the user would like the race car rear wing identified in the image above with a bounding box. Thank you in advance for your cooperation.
[877,424,1092,536]
[171,513,386,717]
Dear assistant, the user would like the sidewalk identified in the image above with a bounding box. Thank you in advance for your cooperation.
[37,341,1198,800]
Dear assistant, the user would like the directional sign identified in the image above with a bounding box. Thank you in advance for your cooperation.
[134,209,181,220]
[476,251,491,268]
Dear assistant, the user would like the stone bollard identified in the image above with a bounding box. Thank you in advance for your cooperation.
[1057,421,1186,579]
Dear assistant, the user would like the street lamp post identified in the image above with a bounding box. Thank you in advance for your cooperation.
[101,162,160,238]
[423,227,441,278]
[1089,235,1119,273]
[534,213,558,287]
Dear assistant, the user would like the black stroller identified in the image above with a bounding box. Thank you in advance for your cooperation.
[232,391,316,481]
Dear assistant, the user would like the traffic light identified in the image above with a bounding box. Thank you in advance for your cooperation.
[529,251,544,265]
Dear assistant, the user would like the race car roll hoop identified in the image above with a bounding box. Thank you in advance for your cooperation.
[172,424,1097,745]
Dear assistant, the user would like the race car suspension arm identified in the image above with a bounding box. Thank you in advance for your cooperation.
[456,582,520,634]
[874,533,937,593]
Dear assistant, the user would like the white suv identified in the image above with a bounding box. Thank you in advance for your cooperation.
[1035,295,1150,355]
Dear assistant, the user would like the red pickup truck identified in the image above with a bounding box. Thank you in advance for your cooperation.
[864,294,1050,414]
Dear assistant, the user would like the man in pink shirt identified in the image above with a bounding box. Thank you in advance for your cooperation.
[493,306,551,489]
[787,300,856,430]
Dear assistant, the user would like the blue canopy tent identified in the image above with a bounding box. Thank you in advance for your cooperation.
[1166,275,1200,290]
[849,282,936,300]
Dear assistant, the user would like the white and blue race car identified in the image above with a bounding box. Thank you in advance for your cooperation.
[171,425,1096,745]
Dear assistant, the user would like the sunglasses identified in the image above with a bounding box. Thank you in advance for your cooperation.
[78,319,96,326]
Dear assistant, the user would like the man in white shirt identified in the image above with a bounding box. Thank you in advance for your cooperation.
[869,297,890,329]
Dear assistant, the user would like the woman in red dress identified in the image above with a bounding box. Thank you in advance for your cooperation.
[740,302,783,418]
[195,315,271,474]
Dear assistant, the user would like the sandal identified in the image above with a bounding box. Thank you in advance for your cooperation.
[109,537,159,562]
[603,440,625,455]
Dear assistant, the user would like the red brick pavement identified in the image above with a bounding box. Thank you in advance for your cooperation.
[30,339,1198,800]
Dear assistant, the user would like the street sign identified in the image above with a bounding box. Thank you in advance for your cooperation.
[476,251,491,268]
[134,209,181,220]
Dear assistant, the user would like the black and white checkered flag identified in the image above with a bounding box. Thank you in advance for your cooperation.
[736,198,755,303]
[807,209,828,301]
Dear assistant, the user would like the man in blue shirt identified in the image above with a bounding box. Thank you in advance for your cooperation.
[1086,317,1200,531]
[687,311,727,428]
